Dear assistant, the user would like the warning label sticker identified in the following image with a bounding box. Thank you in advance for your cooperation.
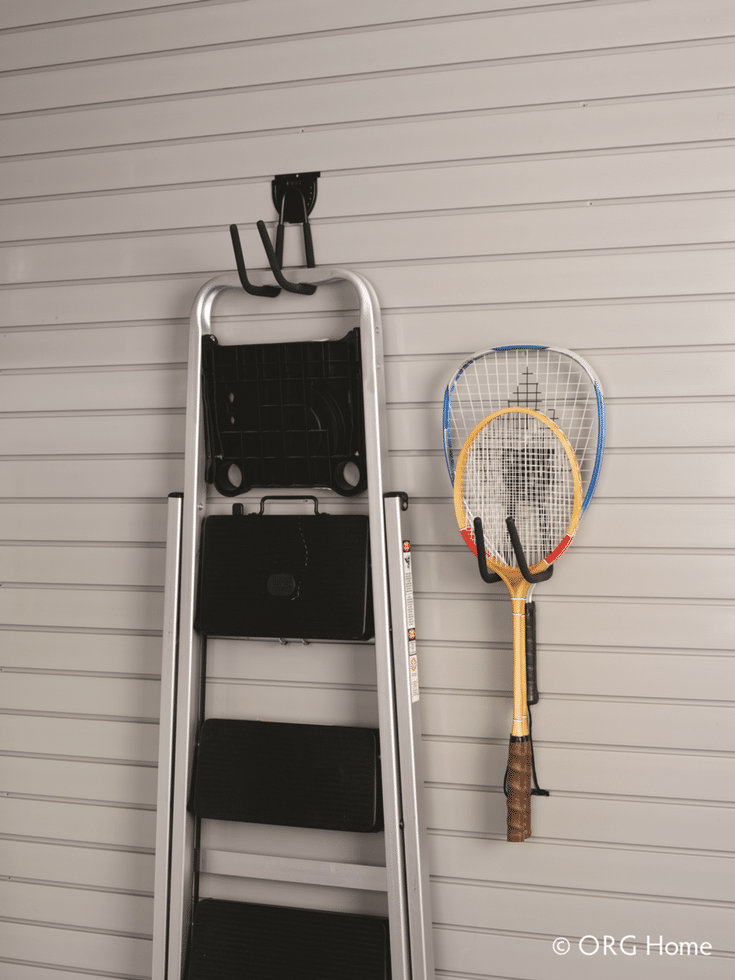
[409,645,420,703]
[403,543,415,631]
[403,541,419,701]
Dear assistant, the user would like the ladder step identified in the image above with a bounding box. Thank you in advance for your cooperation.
[186,899,390,980]
[191,718,383,832]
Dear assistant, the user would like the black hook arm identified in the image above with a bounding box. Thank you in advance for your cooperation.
[276,186,315,269]
[257,219,317,295]
[229,224,280,297]
[473,518,502,583]
[505,516,554,584]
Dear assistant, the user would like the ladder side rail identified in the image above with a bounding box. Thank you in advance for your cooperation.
[384,495,437,980]
[347,270,412,980]
[151,493,184,980]
[166,282,228,980]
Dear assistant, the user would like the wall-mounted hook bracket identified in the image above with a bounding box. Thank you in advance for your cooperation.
[271,172,320,223]
[271,173,319,271]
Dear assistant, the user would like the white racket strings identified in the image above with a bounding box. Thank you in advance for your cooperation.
[462,413,576,568]
[445,347,602,507]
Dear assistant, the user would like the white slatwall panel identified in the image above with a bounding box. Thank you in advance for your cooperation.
[0,1,733,977]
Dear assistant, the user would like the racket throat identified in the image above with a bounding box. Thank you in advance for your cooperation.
[511,716,529,738]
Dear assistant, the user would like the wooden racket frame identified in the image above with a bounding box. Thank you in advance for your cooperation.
[453,407,582,840]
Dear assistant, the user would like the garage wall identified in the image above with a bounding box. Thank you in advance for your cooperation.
[1,1,733,978]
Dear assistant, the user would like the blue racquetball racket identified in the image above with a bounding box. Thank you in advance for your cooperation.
[443,344,605,511]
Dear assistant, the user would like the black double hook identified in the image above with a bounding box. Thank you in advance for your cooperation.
[473,516,554,585]
[229,174,319,297]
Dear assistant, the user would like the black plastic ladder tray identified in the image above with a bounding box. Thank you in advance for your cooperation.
[201,329,367,497]
[152,268,435,980]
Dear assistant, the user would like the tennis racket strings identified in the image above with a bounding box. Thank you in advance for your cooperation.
[444,345,604,513]
[462,411,578,568]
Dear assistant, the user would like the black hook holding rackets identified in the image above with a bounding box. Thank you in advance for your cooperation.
[257,217,317,295]
[473,516,554,585]
[229,224,281,297]
[505,516,554,584]
[473,518,502,583]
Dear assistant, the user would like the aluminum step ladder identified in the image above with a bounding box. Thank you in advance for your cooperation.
[152,267,435,980]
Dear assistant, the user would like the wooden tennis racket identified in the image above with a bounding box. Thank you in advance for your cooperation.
[454,407,582,841]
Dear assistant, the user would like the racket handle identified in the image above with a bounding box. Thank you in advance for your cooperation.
[525,601,539,706]
[506,736,532,842]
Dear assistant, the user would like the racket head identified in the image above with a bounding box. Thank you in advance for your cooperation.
[443,344,604,513]
[454,407,583,578]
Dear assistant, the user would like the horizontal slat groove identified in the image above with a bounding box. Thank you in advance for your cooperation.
[0,749,157,765]
[0,832,154,853]
[0,0,617,61]
[415,590,734,606]
[0,874,151,897]
[2,140,734,207]
[0,958,148,980]
[421,689,735,707]
[424,783,735,808]
[424,735,735,757]
[430,874,735,908]
[0,794,155,812]
[0,914,150,943]
[0,0,207,33]
[2,84,735,160]
[0,584,163,592]
[0,704,158,719]
[429,919,735,955]
[428,825,735,855]
[2,35,733,122]
[2,193,735,248]
[2,122,732,174]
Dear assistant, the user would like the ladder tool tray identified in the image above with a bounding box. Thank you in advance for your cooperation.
[196,498,373,642]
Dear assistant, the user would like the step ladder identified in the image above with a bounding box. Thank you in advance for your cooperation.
[152,268,435,980]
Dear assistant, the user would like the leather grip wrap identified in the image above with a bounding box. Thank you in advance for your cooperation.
[506,736,532,842]
[525,601,539,705]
